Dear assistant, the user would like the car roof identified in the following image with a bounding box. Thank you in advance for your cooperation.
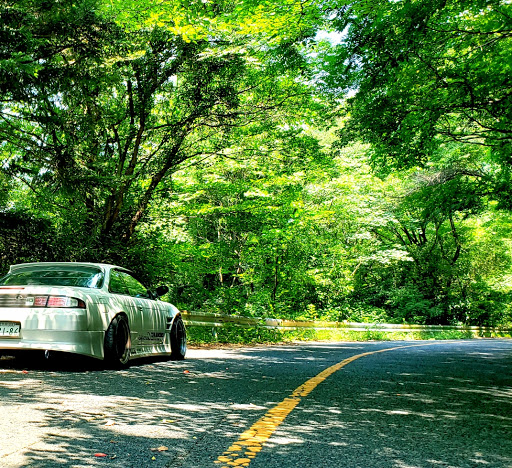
[8,262,127,273]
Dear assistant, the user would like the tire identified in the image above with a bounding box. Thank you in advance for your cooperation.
[104,315,131,368]
[170,315,187,361]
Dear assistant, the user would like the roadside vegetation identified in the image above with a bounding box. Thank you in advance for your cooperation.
[185,323,511,346]
[1,0,511,329]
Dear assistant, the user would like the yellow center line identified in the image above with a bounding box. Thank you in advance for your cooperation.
[215,343,439,467]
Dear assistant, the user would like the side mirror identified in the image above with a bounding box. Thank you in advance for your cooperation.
[155,285,169,298]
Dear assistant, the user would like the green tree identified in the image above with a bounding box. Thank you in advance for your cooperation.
[142,124,329,316]
[346,154,512,325]
[312,0,512,325]
[0,0,321,265]
[326,0,511,198]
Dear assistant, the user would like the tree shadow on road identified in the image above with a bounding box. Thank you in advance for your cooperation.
[2,342,512,468]
[251,342,512,468]
[0,345,293,467]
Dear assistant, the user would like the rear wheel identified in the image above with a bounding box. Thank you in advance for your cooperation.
[104,315,131,368]
[170,315,187,361]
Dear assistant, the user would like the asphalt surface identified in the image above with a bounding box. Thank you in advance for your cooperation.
[1,340,512,468]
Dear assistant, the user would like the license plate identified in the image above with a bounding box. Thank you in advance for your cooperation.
[0,322,20,337]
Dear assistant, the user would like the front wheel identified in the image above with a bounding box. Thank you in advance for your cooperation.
[170,315,187,361]
[104,315,131,368]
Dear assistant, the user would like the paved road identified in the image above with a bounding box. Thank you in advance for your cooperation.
[1,340,512,468]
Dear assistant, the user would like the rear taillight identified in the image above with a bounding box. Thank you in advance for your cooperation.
[32,296,86,309]
[33,296,48,307]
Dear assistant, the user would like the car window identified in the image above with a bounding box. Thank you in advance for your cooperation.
[109,270,130,295]
[0,266,104,288]
[109,270,149,298]
[123,273,150,298]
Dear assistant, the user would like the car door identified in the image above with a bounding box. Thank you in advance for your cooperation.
[121,272,167,346]
[108,270,144,345]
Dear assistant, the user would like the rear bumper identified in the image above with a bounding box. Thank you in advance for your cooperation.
[0,306,105,360]
[0,330,105,360]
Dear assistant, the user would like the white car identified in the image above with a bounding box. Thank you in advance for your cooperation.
[0,262,186,367]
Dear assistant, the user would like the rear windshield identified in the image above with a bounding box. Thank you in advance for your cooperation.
[0,266,104,288]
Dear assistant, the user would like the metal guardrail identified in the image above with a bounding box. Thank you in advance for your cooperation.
[181,311,512,335]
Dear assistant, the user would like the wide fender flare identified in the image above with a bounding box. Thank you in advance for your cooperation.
[167,304,182,328]
[87,297,128,332]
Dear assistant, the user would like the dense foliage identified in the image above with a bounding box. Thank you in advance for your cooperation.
[0,0,511,326]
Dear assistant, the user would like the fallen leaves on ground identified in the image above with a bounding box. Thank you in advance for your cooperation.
[150,446,169,452]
